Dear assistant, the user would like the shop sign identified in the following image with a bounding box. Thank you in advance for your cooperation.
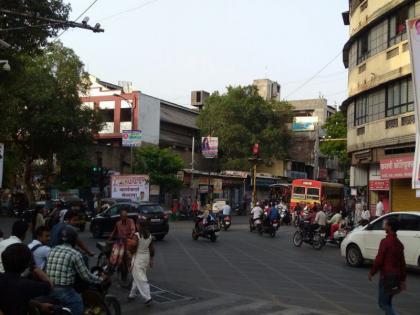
[111,175,149,202]
[380,156,414,179]
[213,179,223,193]
[369,180,390,191]
[221,170,248,178]
[150,185,160,196]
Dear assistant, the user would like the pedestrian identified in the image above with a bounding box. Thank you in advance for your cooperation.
[355,200,363,225]
[128,218,155,306]
[376,198,384,218]
[368,217,406,315]
[32,205,46,237]
[0,220,29,272]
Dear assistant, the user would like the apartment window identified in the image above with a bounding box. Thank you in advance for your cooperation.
[354,89,385,126]
[369,20,388,56]
[99,109,114,122]
[196,92,201,103]
[384,146,415,155]
[348,42,358,69]
[357,33,369,64]
[120,108,132,122]
[347,102,355,127]
[386,78,414,117]
[388,6,408,47]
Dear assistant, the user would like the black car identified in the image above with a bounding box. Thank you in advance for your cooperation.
[90,202,169,240]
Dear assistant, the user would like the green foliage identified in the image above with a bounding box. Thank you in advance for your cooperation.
[0,0,71,52]
[320,111,349,164]
[197,85,292,169]
[133,146,184,194]
[0,42,102,195]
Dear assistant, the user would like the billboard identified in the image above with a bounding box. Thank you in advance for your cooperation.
[380,156,414,179]
[292,116,318,132]
[111,175,149,202]
[122,130,142,147]
[407,18,420,188]
[201,136,218,158]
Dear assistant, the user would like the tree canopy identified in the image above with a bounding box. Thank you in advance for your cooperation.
[133,146,184,197]
[320,111,348,164]
[0,0,71,52]
[197,85,292,170]
[0,42,102,196]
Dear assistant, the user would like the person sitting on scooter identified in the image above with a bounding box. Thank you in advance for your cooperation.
[269,203,280,222]
[46,227,107,315]
[251,202,263,221]
[328,210,342,240]
[310,204,327,236]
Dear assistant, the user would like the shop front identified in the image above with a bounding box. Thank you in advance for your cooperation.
[380,155,420,211]
[369,179,390,215]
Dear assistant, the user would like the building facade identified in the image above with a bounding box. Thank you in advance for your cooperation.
[342,0,420,213]
[253,79,281,101]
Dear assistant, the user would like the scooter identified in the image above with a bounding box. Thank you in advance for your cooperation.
[280,208,291,225]
[259,216,278,237]
[192,219,219,242]
[249,215,262,232]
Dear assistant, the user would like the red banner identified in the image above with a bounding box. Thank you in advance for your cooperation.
[369,180,390,191]
[380,156,414,179]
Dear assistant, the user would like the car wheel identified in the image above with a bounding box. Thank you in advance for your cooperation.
[91,223,103,238]
[293,231,303,247]
[346,244,364,267]
[155,235,165,241]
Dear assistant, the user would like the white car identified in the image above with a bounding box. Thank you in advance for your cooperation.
[341,211,420,268]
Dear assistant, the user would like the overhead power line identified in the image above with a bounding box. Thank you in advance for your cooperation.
[99,0,160,22]
[285,51,342,99]
[55,0,100,40]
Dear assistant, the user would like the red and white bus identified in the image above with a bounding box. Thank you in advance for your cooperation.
[290,179,344,212]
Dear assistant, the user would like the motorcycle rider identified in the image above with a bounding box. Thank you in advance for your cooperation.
[310,204,327,236]
[250,202,263,228]
[327,210,343,240]
[220,201,232,221]
[46,227,107,315]
[269,203,280,222]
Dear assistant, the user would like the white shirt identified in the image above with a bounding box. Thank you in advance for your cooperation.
[221,205,231,216]
[0,236,21,272]
[59,209,68,222]
[361,210,371,221]
[28,240,51,270]
[251,206,263,219]
[376,202,384,217]
[315,211,327,226]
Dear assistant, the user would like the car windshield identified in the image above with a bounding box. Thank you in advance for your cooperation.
[137,205,164,214]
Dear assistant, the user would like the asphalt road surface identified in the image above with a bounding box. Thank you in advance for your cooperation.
[1,216,420,315]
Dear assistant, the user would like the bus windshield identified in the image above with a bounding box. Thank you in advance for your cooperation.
[292,186,305,199]
[306,188,320,201]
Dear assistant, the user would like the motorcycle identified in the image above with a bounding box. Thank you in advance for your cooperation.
[259,216,278,237]
[192,219,219,242]
[249,215,262,233]
[280,208,291,225]
[293,220,325,250]
[219,215,231,231]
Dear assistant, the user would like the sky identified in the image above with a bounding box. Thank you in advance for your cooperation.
[60,0,349,107]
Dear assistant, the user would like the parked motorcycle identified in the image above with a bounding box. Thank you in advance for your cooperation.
[219,215,232,231]
[293,220,325,250]
[192,220,219,242]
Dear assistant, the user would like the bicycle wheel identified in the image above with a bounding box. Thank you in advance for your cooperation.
[105,295,121,315]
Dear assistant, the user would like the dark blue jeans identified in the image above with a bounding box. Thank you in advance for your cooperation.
[378,281,399,315]
[50,287,83,315]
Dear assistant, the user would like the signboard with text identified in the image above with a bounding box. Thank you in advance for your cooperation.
[380,156,414,179]
[111,175,149,202]
[369,180,390,191]
[201,137,218,158]
[122,130,142,147]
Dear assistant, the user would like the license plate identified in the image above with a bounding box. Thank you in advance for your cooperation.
[255,219,261,224]
[150,218,161,222]
[225,222,230,225]
[273,223,278,227]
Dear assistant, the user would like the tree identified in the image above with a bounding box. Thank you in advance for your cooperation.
[197,85,292,169]
[0,0,70,52]
[320,111,349,165]
[133,146,185,199]
[0,42,102,198]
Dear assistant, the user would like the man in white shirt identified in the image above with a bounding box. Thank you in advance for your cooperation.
[0,220,29,272]
[375,199,384,218]
[28,226,51,270]
[250,202,263,220]
[314,207,327,227]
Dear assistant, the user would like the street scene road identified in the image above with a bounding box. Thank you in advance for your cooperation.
[1,216,419,315]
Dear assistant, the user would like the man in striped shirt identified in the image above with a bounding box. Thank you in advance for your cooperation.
[46,227,105,315]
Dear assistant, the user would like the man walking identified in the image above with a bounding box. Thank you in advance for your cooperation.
[376,199,384,218]
[368,217,406,315]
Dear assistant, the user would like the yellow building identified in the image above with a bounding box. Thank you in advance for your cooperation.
[342,0,420,212]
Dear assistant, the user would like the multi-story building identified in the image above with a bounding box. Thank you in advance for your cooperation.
[253,79,281,101]
[342,0,420,213]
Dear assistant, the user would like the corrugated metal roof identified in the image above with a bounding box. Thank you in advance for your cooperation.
[160,103,198,129]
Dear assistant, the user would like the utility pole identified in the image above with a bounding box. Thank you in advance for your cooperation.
[313,122,320,180]
[0,9,104,33]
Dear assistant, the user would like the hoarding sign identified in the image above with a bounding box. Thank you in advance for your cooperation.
[213,179,223,193]
[407,19,420,188]
[111,175,149,202]
[122,130,142,147]
[369,180,390,191]
[292,116,318,132]
[201,137,218,158]
[380,156,414,179]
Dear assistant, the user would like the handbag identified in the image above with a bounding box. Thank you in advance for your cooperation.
[383,274,401,296]
[126,234,139,254]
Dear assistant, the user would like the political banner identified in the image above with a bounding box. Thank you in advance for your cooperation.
[201,136,218,158]
[407,18,420,188]
[111,175,149,202]
[122,130,142,147]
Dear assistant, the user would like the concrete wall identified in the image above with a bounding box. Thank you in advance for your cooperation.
[138,94,160,145]
[289,99,329,124]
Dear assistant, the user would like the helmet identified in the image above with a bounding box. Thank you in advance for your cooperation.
[256,202,260,206]
[58,226,78,247]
